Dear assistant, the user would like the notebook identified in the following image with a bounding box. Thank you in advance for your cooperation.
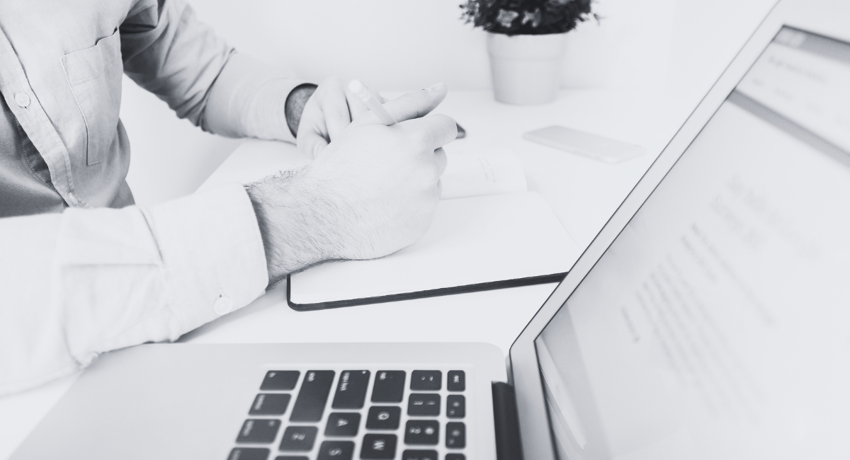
[287,150,580,310]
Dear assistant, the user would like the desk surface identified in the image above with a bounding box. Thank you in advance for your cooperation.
[0,89,693,459]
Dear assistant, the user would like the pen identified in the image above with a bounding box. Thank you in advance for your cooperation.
[349,80,397,126]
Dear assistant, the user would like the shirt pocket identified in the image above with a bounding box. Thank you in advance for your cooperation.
[62,29,123,166]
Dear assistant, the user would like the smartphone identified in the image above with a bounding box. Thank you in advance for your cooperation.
[523,125,644,163]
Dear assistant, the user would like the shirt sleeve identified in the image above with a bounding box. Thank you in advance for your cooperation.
[0,184,269,395]
[120,0,309,143]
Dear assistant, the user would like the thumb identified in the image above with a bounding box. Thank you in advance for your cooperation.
[297,130,330,159]
[382,83,448,123]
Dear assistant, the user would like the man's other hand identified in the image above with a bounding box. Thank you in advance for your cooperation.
[249,83,457,284]
[295,77,446,159]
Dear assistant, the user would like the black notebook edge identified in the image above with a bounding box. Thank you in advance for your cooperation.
[286,271,568,311]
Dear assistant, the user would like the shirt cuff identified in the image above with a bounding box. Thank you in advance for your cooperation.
[142,183,269,336]
[203,52,312,144]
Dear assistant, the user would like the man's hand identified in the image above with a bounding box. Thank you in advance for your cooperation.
[294,77,447,159]
[293,77,360,159]
[249,83,456,284]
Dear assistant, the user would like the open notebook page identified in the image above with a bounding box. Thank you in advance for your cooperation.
[440,148,527,199]
[288,191,580,308]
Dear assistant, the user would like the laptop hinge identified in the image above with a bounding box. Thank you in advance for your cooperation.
[492,382,524,460]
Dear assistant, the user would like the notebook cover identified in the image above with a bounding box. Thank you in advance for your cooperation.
[286,192,579,311]
[286,271,567,311]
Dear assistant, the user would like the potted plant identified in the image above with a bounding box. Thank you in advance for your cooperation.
[461,0,597,105]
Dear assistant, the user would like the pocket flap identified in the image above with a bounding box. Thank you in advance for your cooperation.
[63,29,121,85]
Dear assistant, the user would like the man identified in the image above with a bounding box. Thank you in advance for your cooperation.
[0,0,456,394]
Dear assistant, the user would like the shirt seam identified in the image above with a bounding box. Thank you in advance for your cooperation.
[60,55,94,169]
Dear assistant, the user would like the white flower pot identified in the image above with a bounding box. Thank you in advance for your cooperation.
[487,32,567,105]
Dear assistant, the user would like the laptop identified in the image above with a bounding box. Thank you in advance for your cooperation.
[11,0,850,458]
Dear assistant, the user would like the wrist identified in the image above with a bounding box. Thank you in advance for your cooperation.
[246,169,341,284]
[285,83,318,138]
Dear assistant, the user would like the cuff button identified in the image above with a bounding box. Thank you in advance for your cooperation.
[214,295,234,315]
[15,92,31,108]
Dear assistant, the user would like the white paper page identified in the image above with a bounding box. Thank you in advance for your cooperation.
[440,149,527,200]
[289,192,579,305]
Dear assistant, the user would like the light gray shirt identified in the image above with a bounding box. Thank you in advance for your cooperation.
[0,0,307,393]
[0,0,303,216]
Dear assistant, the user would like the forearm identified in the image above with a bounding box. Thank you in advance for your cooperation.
[202,52,314,142]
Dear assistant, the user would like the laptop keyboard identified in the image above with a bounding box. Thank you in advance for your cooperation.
[228,368,469,460]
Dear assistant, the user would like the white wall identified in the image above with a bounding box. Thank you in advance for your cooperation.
[123,0,776,205]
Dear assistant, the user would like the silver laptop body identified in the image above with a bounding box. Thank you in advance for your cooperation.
[12,0,850,458]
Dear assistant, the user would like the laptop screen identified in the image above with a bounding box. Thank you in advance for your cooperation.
[534,27,850,460]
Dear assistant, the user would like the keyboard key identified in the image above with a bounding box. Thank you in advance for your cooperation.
[402,449,438,460]
[446,395,465,419]
[332,370,370,409]
[407,393,440,416]
[404,420,439,445]
[371,371,406,403]
[249,393,291,416]
[228,447,270,460]
[236,419,281,444]
[325,412,360,437]
[260,371,300,391]
[317,441,355,460]
[360,434,397,459]
[447,371,465,392]
[445,455,466,460]
[445,422,466,449]
[290,370,335,422]
[275,457,308,460]
[410,371,442,391]
[279,426,318,451]
[365,406,401,430]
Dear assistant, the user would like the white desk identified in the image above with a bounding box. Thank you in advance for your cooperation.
[0,89,693,459]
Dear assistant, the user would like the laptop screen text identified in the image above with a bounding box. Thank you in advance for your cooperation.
[535,27,850,460]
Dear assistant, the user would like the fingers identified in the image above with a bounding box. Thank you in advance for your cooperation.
[297,131,329,159]
[345,84,369,117]
[381,83,448,124]
[400,114,458,151]
[319,79,353,140]
[434,147,448,178]
[297,77,361,158]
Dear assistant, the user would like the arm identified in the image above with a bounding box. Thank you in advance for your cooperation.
[199,52,315,143]
[121,0,365,156]
[0,85,456,395]
[120,0,311,143]
[0,184,268,395]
